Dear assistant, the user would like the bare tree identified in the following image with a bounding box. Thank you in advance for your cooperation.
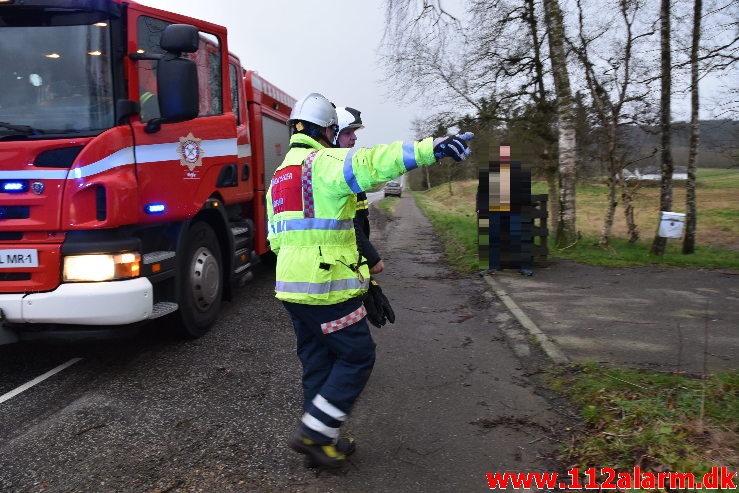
[519,0,561,233]
[381,0,735,254]
[683,0,702,254]
[651,0,675,256]
[380,1,477,110]
[683,1,739,119]
[542,0,578,247]
[466,0,562,231]
[679,0,738,252]
[570,0,656,246]
[381,1,565,229]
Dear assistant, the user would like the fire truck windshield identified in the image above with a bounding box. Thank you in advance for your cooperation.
[0,21,114,138]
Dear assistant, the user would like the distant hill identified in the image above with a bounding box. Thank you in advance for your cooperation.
[622,119,737,168]
[673,120,737,151]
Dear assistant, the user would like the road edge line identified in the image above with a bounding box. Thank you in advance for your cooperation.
[483,275,569,365]
[0,357,83,405]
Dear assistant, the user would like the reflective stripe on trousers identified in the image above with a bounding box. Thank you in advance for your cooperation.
[283,298,376,444]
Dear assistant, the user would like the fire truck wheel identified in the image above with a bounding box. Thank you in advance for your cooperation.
[177,221,223,338]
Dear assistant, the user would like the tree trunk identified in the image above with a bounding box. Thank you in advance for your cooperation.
[526,0,559,237]
[543,0,578,248]
[545,153,559,237]
[600,172,618,247]
[599,124,619,247]
[621,173,640,243]
[651,0,674,256]
[683,0,701,254]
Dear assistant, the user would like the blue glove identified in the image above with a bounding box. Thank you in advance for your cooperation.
[433,132,474,161]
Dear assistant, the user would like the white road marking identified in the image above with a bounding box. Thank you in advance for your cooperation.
[484,275,569,364]
[0,358,83,405]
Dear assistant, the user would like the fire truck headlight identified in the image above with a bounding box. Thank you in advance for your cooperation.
[63,253,141,282]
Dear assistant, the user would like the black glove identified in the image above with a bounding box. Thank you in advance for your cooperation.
[433,132,474,161]
[363,278,395,328]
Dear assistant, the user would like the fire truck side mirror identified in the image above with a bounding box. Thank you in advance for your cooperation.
[147,24,199,132]
[157,54,198,123]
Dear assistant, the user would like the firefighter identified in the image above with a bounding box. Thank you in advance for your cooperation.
[267,92,472,469]
[333,106,384,275]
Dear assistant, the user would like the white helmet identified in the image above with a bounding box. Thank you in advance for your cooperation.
[289,93,338,128]
[336,107,364,134]
[333,107,363,146]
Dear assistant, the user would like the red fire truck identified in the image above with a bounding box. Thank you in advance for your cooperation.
[0,0,295,343]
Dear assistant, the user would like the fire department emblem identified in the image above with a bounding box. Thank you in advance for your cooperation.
[176,132,205,172]
[31,182,45,195]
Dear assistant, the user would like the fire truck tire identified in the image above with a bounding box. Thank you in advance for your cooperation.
[176,221,223,338]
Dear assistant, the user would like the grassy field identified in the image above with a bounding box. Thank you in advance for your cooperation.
[412,168,739,272]
[399,169,739,478]
[558,168,739,254]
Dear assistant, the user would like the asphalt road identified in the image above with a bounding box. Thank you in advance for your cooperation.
[488,259,739,374]
[0,195,570,492]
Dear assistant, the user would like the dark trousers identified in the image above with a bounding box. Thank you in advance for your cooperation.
[283,298,376,443]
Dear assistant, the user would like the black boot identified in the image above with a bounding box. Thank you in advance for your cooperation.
[289,429,348,469]
[304,437,356,468]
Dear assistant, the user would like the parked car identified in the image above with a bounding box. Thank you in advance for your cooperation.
[383,180,402,197]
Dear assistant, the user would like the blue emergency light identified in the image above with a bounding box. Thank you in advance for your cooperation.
[145,203,166,214]
[1,180,28,193]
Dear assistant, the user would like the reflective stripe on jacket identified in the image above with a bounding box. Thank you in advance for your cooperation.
[356,192,368,214]
[267,133,436,305]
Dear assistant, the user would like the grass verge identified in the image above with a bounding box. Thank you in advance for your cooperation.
[411,183,479,273]
[546,363,737,476]
[374,195,400,217]
[555,235,739,269]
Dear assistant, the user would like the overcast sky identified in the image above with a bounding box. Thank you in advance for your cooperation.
[136,1,735,145]
[136,0,428,147]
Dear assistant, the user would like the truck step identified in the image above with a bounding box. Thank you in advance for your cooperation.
[231,224,252,251]
[149,302,178,319]
[143,251,176,264]
[230,226,250,236]
[231,218,253,239]
[233,248,252,274]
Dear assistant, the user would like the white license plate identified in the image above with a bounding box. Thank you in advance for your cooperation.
[0,249,39,268]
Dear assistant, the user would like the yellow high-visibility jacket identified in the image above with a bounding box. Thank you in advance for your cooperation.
[267,133,436,305]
